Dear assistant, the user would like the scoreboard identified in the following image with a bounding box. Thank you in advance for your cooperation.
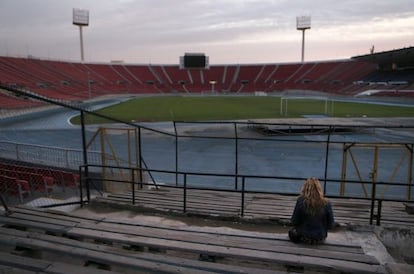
[180,53,209,69]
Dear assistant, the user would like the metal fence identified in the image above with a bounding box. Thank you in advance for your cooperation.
[1,84,413,216]
[1,121,413,203]
[0,141,102,169]
[79,163,413,226]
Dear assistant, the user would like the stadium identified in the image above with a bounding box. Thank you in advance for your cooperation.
[1,6,414,274]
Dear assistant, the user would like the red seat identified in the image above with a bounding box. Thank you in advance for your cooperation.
[0,168,16,177]
[0,175,30,202]
[62,171,79,188]
[17,172,54,194]
[50,169,65,186]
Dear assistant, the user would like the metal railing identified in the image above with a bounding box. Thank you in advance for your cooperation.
[0,141,102,170]
[1,84,413,224]
[79,164,413,226]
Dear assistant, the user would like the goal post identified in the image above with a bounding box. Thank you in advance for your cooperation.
[280,96,333,116]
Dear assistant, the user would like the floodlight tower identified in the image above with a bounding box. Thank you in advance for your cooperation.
[73,8,90,62]
[296,16,311,62]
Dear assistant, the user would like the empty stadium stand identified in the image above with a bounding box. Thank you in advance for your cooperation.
[0,90,44,109]
[1,47,414,109]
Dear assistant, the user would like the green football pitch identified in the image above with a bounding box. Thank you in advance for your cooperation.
[72,95,414,124]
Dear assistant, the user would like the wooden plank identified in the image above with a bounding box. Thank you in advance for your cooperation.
[98,196,242,216]
[65,227,385,274]
[13,206,104,224]
[102,194,380,227]
[0,195,408,269]
[0,251,51,272]
[124,188,414,227]
[122,189,250,206]
[0,251,119,274]
[72,223,374,264]
[16,238,215,274]
[0,215,70,234]
[0,265,36,274]
[109,191,247,210]
[0,227,283,274]
[3,212,79,227]
[79,220,365,255]
[0,201,393,274]
[97,196,414,230]
[0,212,380,274]
[44,262,124,274]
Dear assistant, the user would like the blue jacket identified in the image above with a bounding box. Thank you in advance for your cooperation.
[291,196,334,240]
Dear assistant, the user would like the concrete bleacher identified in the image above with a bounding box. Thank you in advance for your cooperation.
[254,64,278,90]
[0,91,44,109]
[355,68,414,96]
[186,68,205,92]
[111,64,142,85]
[203,65,227,92]
[3,54,414,109]
[163,65,191,92]
[234,65,264,92]
[0,57,40,91]
[123,64,164,93]
[0,57,88,100]
[0,56,379,98]
[0,205,400,273]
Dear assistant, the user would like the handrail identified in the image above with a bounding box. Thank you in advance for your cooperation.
[79,164,414,225]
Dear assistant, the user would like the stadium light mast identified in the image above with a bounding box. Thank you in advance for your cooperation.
[73,8,89,62]
[296,16,311,62]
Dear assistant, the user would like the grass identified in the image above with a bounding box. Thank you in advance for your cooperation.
[70,95,414,124]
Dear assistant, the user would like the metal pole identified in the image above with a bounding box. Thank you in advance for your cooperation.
[127,129,132,168]
[80,110,90,202]
[340,144,349,196]
[370,181,377,225]
[138,127,143,189]
[234,122,239,190]
[131,168,135,205]
[79,166,83,207]
[79,26,84,62]
[174,121,178,186]
[323,126,332,194]
[407,144,413,200]
[377,200,382,226]
[301,29,305,62]
[241,176,245,217]
[183,173,187,213]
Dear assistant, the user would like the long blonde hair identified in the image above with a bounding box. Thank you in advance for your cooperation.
[300,177,328,215]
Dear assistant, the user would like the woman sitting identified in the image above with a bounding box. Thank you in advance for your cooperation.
[289,177,335,244]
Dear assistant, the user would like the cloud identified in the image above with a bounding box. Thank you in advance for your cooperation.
[0,0,413,63]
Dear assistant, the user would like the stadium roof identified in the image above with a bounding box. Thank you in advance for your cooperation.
[352,46,414,69]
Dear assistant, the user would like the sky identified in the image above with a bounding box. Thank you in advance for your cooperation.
[0,0,413,64]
